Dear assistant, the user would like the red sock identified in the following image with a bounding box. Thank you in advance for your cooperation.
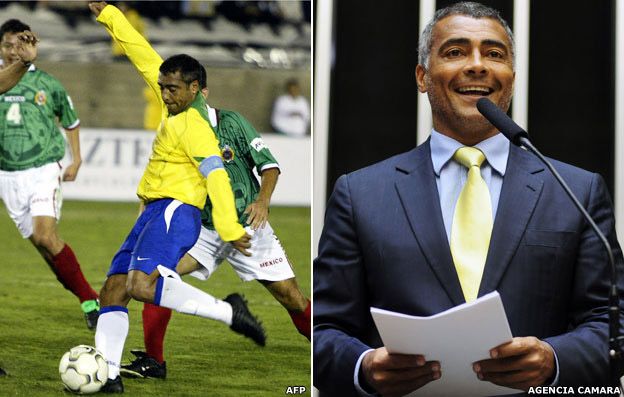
[143,303,172,363]
[288,299,311,340]
[51,244,98,303]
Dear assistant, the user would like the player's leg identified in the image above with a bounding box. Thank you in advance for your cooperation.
[29,163,99,325]
[30,215,100,327]
[258,278,310,340]
[143,254,200,364]
[0,163,99,328]
[120,253,201,379]
[121,226,265,380]
[96,273,131,390]
[95,207,153,393]
[126,200,230,321]
[128,200,263,342]
[226,223,311,339]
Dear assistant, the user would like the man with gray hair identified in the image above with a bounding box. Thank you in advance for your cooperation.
[314,2,623,395]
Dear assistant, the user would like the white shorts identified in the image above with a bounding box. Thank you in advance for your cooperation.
[188,222,295,282]
[0,162,63,238]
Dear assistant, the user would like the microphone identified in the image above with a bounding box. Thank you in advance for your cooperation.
[476,97,529,146]
[476,97,623,376]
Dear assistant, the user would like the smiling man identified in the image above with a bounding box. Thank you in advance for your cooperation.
[314,2,623,396]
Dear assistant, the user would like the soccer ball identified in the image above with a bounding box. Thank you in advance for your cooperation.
[59,345,108,394]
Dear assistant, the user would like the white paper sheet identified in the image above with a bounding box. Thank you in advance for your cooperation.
[370,291,522,396]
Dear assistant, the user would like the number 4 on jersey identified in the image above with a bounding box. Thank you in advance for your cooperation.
[6,103,22,125]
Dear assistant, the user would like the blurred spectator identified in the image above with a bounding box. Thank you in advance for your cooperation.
[181,0,216,18]
[271,78,309,137]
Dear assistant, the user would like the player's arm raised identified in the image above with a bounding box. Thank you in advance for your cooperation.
[90,2,163,102]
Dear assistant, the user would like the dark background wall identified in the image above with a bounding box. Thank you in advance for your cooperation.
[328,0,420,194]
[327,0,615,198]
[528,1,615,194]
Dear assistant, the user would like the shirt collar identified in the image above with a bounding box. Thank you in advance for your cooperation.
[430,129,509,176]
[206,104,217,129]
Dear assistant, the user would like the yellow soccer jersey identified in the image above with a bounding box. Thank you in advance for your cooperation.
[97,5,244,241]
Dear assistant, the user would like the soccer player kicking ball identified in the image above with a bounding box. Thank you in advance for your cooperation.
[89,2,265,393]
[121,68,311,379]
[0,19,100,330]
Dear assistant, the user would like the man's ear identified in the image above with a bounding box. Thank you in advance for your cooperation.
[415,64,427,93]
[190,80,199,95]
[201,87,209,100]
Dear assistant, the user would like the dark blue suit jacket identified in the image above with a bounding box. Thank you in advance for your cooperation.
[313,140,624,395]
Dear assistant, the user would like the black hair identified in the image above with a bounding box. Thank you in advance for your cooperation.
[0,19,31,41]
[199,64,207,89]
[286,78,299,88]
[418,1,514,68]
[159,54,202,85]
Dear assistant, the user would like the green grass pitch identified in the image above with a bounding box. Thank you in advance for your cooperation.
[0,201,311,396]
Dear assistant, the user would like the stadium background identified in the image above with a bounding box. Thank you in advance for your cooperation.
[0,1,311,395]
[314,0,624,259]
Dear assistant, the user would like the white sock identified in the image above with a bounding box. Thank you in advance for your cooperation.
[156,273,233,325]
[95,309,129,380]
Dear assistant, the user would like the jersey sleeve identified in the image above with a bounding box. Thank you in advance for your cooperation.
[52,79,79,130]
[235,112,280,174]
[97,5,164,110]
[177,109,246,241]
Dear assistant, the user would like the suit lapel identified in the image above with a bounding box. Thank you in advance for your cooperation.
[395,142,465,306]
[478,145,544,295]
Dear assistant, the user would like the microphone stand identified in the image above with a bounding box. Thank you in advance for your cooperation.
[517,136,624,383]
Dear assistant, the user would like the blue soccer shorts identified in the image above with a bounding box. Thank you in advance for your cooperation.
[107,198,201,276]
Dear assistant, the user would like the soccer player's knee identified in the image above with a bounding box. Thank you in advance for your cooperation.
[99,277,128,306]
[126,277,152,302]
[268,279,306,309]
[31,229,63,253]
[31,232,54,250]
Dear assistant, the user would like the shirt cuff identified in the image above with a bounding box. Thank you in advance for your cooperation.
[353,349,378,396]
[544,342,560,386]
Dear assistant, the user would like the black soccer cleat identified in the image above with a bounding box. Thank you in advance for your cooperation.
[100,376,124,393]
[0,367,6,376]
[224,293,266,347]
[82,299,100,330]
[120,350,166,379]
[84,309,99,330]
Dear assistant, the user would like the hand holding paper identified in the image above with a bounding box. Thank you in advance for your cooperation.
[474,336,555,390]
[360,347,440,396]
[370,291,524,396]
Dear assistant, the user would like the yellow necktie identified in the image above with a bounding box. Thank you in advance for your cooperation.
[450,147,493,303]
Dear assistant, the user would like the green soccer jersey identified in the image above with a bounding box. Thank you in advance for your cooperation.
[0,67,79,171]
[200,108,279,230]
